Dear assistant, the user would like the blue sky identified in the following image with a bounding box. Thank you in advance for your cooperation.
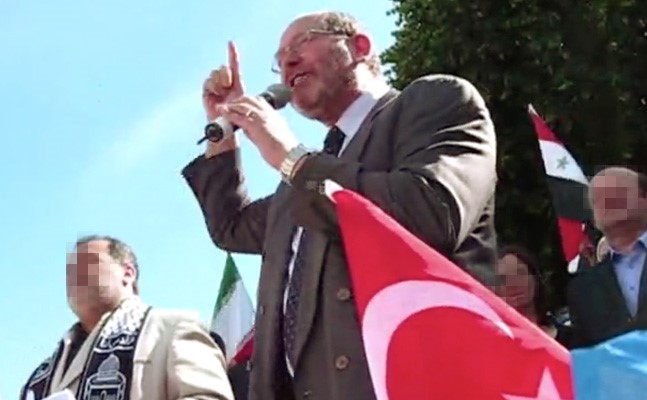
[0,1,395,397]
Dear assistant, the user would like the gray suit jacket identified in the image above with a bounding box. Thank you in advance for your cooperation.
[183,74,498,400]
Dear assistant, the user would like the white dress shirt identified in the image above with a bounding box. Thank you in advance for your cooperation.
[283,81,390,375]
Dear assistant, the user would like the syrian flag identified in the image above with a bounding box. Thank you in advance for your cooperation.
[325,182,573,400]
[528,105,590,273]
[211,253,255,365]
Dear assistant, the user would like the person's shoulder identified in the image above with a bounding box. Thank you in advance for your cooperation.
[569,258,611,290]
[569,267,592,288]
[402,74,483,102]
[407,73,477,88]
[146,308,204,330]
[578,256,612,277]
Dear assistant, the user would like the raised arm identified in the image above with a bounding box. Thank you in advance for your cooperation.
[183,41,270,254]
[182,150,270,255]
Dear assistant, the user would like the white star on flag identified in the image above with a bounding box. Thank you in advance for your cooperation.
[503,368,571,400]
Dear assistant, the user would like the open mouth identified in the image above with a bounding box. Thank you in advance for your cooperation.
[290,72,310,88]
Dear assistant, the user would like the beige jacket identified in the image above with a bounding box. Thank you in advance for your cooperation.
[42,309,234,400]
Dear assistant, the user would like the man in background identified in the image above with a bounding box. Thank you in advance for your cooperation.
[569,167,647,348]
[21,235,233,400]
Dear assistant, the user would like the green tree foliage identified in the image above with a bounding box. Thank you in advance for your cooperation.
[381,0,647,305]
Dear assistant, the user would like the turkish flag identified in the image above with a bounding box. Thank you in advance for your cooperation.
[329,185,574,400]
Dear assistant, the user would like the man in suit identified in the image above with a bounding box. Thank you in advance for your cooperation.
[568,167,647,348]
[20,235,234,400]
[183,11,497,400]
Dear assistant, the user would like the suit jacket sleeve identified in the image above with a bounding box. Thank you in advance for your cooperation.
[291,75,496,253]
[182,149,270,254]
[166,315,235,400]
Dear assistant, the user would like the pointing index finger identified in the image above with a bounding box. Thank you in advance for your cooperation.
[228,41,242,88]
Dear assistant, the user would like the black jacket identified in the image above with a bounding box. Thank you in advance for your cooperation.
[568,256,647,348]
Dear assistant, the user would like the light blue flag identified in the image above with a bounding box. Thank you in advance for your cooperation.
[572,330,647,399]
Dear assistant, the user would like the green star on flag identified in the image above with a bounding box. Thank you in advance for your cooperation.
[556,156,569,170]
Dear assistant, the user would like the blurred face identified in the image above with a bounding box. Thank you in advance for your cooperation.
[275,17,363,120]
[590,172,647,233]
[66,240,133,321]
[495,254,536,311]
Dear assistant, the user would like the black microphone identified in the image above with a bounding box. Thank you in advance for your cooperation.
[197,83,292,145]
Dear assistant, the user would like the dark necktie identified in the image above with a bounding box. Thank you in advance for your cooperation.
[322,126,346,156]
[283,126,346,366]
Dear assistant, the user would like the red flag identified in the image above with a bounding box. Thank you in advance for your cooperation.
[230,329,254,366]
[528,105,589,272]
[329,185,573,400]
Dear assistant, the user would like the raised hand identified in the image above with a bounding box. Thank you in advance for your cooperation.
[202,41,245,157]
[217,96,298,170]
[202,41,245,122]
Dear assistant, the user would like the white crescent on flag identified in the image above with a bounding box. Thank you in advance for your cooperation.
[361,280,514,400]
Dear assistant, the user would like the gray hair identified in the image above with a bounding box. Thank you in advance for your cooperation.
[307,11,381,75]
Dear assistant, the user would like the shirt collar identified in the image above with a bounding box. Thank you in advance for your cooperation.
[609,229,647,259]
[335,80,390,138]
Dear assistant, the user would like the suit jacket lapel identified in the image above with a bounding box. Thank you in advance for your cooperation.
[274,182,298,274]
[48,333,73,393]
[55,321,103,391]
[599,257,632,318]
[340,89,399,161]
[635,251,647,316]
[290,89,399,367]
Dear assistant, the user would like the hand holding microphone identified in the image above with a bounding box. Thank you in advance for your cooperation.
[198,83,291,145]
[200,41,300,171]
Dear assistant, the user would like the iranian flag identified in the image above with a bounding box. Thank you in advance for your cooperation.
[528,105,590,273]
[211,253,255,365]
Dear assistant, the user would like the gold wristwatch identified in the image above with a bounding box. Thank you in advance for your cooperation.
[279,144,313,183]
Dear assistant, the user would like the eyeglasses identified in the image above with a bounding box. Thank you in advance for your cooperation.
[271,29,350,74]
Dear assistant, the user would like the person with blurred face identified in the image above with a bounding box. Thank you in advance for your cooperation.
[183,11,497,400]
[568,167,647,348]
[496,246,572,347]
[65,239,138,331]
[21,236,234,400]
[496,249,542,323]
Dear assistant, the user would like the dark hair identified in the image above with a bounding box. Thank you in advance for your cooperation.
[315,12,381,75]
[498,245,551,325]
[75,235,140,294]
